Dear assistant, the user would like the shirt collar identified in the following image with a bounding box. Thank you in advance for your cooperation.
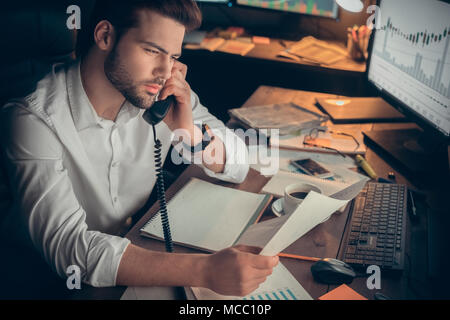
[67,61,142,131]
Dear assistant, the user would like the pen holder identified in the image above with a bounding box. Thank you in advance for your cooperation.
[347,26,372,62]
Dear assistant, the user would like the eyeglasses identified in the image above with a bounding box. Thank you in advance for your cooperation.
[303,128,360,158]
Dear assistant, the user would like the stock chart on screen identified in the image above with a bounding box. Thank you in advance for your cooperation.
[236,0,338,18]
[368,0,450,135]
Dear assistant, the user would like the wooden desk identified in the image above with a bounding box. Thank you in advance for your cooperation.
[72,86,445,300]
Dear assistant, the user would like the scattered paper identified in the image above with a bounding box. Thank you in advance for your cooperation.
[200,37,225,51]
[281,36,347,65]
[257,191,349,256]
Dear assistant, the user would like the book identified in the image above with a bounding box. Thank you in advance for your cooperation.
[228,102,328,136]
[280,36,348,65]
[215,39,255,56]
[315,97,405,123]
[140,178,272,252]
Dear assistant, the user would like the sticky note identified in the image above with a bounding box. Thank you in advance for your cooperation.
[252,36,270,45]
[318,284,368,300]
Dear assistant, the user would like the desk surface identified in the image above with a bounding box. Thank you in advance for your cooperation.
[72,86,442,300]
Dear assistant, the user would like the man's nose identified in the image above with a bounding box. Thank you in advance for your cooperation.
[153,55,172,80]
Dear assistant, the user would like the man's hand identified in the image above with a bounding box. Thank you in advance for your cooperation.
[203,245,279,297]
[158,60,226,173]
[159,60,195,137]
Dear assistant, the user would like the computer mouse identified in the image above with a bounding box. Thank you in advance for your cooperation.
[374,292,391,300]
[310,258,357,285]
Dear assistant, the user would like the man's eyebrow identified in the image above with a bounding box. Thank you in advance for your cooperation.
[140,41,182,57]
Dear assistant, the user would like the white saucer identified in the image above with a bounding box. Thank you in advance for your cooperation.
[271,198,285,217]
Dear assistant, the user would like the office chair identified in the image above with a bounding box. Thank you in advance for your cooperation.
[0,0,94,299]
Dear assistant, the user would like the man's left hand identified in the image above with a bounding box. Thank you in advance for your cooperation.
[159,60,195,137]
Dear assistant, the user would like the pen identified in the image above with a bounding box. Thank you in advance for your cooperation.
[408,190,417,218]
[279,39,287,48]
[355,155,378,180]
[277,252,322,262]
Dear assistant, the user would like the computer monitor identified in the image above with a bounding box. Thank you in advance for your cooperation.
[236,0,339,19]
[196,0,230,3]
[365,0,450,175]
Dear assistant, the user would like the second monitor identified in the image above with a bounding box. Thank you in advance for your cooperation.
[236,0,339,18]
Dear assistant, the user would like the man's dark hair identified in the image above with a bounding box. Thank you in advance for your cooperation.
[76,0,202,59]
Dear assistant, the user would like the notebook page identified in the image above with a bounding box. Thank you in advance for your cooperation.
[140,178,267,252]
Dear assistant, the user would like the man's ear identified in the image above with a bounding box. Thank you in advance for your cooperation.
[93,20,116,52]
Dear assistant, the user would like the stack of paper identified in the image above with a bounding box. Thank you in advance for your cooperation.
[229,102,328,135]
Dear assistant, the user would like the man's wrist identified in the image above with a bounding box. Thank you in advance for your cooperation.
[182,123,214,153]
[194,254,211,289]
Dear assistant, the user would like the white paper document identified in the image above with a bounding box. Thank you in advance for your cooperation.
[258,192,348,256]
[191,262,312,300]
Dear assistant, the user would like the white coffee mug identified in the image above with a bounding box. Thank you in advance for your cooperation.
[283,183,322,215]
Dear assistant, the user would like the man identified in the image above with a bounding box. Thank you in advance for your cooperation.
[0,0,278,297]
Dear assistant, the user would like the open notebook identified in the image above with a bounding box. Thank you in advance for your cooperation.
[140,178,272,252]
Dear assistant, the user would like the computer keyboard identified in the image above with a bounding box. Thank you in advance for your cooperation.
[342,182,407,271]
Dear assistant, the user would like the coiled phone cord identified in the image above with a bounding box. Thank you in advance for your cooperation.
[152,124,174,253]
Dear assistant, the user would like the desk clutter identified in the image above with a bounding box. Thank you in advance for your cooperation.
[347,25,372,62]
[134,176,366,301]
[125,88,411,300]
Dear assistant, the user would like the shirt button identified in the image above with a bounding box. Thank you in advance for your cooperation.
[112,161,119,167]
[113,197,118,203]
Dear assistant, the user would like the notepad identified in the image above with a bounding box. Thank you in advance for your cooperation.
[140,178,272,252]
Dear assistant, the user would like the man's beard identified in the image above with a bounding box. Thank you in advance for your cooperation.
[104,47,163,110]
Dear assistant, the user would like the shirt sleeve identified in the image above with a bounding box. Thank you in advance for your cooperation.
[186,90,249,184]
[0,103,130,288]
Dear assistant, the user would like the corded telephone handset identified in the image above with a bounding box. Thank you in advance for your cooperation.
[142,95,175,253]
[143,95,188,299]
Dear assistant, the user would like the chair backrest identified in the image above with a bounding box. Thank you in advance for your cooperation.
[0,0,94,225]
[0,0,95,104]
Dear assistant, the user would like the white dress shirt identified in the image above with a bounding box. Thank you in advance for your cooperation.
[0,62,249,287]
